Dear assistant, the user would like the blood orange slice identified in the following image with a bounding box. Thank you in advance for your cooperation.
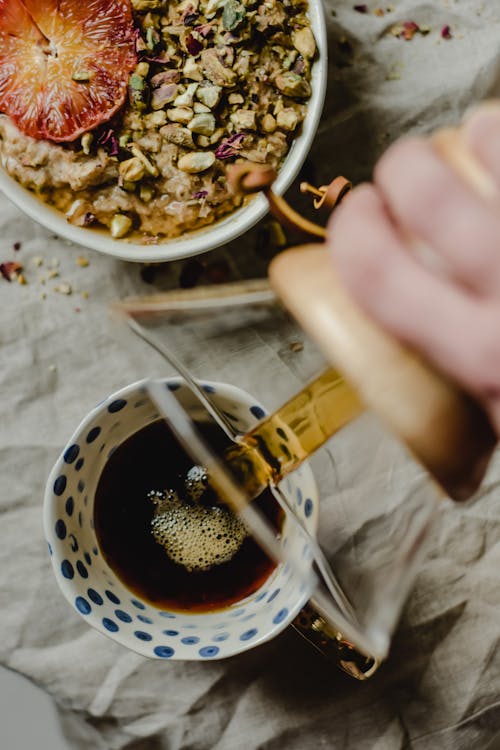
[0,0,137,142]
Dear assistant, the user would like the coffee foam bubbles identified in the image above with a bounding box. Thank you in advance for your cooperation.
[149,488,248,573]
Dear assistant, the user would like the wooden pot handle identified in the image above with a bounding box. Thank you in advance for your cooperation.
[269,245,496,500]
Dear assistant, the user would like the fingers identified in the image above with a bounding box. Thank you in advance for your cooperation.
[374,137,500,296]
[463,102,500,189]
[328,183,500,395]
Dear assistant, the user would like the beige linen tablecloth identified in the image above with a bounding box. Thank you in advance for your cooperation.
[1,1,500,748]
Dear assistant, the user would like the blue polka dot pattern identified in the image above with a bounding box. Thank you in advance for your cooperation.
[76,561,88,579]
[212,633,229,642]
[240,628,258,641]
[86,426,101,443]
[250,405,265,419]
[201,383,216,393]
[47,542,52,556]
[53,475,67,496]
[134,631,152,641]
[55,519,66,540]
[75,597,91,615]
[87,589,103,605]
[64,444,80,464]
[47,378,318,661]
[103,618,119,632]
[105,590,120,605]
[61,560,74,579]
[115,610,132,623]
[273,608,288,625]
[108,399,127,413]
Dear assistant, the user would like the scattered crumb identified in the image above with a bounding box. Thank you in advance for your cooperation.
[54,281,72,295]
[81,291,90,299]
[76,256,89,267]
[441,25,452,39]
[13,241,21,252]
[0,261,23,282]
[290,341,304,353]
[17,273,27,285]
[32,256,44,267]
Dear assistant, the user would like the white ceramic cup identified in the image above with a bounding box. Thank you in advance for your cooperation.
[44,378,319,660]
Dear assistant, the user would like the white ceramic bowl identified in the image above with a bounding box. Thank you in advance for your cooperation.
[0,4,327,263]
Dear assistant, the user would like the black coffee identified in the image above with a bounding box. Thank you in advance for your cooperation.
[94,419,281,613]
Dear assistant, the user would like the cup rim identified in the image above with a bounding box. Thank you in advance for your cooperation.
[0,0,327,263]
[44,377,319,660]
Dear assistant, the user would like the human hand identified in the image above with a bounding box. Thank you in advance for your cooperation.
[328,103,500,435]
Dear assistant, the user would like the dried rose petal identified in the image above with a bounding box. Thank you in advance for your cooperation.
[0,261,22,281]
[441,25,452,39]
[193,190,208,199]
[402,21,420,40]
[194,23,213,38]
[353,4,368,12]
[186,33,203,56]
[97,128,119,156]
[215,132,246,160]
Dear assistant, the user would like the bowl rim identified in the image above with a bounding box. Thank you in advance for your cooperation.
[0,0,327,263]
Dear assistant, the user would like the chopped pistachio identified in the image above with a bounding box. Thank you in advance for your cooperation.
[197,135,211,148]
[152,83,178,109]
[167,106,194,125]
[183,58,204,82]
[230,108,256,129]
[110,214,133,239]
[276,107,299,131]
[144,110,168,128]
[174,83,199,107]
[122,180,137,192]
[135,62,150,77]
[160,124,196,148]
[119,157,146,182]
[261,113,277,133]
[119,133,131,148]
[188,112,216,135]
[139,185,154,202]
[130,143,159,177]
[81,132,93,155]
[177,151,216,173]
[222,0,246,31]
[228,93,244,105]
[196,83,222,108]
[128,74,149,110]
[274,72,311,99]
[200,48,237,86]
[193,102,211,113]
[293,27,316,59]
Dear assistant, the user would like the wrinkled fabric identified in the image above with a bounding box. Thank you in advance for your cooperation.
[1,1,500,748]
